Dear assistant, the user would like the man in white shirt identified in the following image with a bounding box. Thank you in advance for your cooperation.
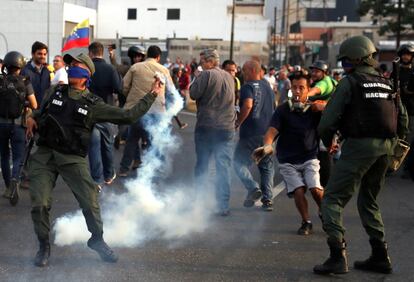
[51,55,68,85]
[264,67,277,92]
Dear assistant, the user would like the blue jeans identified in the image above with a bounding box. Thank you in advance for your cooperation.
[0,123,25,187]
[120,119,148,172]
[88,122,116,183]
[233,135,274,202]
[194,127,235,212]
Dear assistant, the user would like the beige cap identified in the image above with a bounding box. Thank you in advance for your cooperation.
[63,53,95,75]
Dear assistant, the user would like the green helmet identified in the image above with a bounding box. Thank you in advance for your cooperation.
[337,36,376,60]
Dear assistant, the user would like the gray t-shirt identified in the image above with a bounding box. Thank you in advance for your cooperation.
[277,78,291,104]
[190,67,236,130]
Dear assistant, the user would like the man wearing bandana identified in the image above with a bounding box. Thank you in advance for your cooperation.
[256,71,324,236]
[25,53,162,267]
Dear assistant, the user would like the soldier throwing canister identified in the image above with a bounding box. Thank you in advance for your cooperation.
[313,36,409,275]
[25,53,162,267]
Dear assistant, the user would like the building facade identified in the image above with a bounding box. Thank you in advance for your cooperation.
[0,0,96,61]
[97,0,269,43]
[96,0,270,65]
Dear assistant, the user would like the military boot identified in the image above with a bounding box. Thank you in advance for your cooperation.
[354,239,392,274]
[314,239,349,275]
[34,239,50,267]
[87,237,118,263]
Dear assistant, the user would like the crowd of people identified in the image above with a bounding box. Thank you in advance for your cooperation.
[189,37,409,276]
[0,35,412,276]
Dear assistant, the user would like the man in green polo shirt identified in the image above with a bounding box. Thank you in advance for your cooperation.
[307,60,338,188]
[307,60,337,102]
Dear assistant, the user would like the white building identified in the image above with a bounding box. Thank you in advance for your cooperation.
[97,0,269,43]
[0,0,96,61]
[0,0,270,64]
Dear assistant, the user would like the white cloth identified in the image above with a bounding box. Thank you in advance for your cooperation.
[51,67,68,85]
[264,74,277,91]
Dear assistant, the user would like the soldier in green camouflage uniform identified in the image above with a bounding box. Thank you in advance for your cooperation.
[313,36,409,275]
[26,53,162,267]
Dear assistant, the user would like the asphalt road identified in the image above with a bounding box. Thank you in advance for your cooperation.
[0,111,413,282]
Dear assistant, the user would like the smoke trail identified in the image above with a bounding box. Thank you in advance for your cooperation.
[54,74,215,247]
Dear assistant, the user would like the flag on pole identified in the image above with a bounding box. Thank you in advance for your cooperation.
[61,19,90,52]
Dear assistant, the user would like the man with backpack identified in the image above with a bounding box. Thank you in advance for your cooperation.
[0,51,37,204]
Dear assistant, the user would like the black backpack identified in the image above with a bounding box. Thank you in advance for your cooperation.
[0,75,27,119]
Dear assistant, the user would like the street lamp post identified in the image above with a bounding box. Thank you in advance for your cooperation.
[0,32,9,54]
[47,0,50,54]
[230,0,235,60]
[273,6,277,67]
[396,0,402,49]
[284,0,290,65]
[279,0,286,66]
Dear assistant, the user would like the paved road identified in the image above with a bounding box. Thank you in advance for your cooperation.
[0,112,413,282]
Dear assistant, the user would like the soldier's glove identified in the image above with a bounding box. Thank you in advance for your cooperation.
[389,139,410,172]
[251,144,273,164]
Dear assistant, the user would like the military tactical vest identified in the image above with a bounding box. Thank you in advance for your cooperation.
[37,85,98,157]
[340,72,397,139]
[0,74,27,119]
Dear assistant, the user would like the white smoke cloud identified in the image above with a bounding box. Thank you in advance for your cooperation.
[54,74,215,247]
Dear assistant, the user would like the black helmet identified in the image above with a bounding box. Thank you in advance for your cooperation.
[127,45,146,59]
[397,44,414,57]
[3,51,25,69]
[309,60,328,72]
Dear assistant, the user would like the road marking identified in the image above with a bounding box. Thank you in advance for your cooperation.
[254,181,286,206]
[180,111,196,117]
[176,110,287,204]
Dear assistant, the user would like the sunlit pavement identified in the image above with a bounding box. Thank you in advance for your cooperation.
[0,111,413,282]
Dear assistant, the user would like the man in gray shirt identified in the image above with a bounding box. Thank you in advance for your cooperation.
[190,49,236,216]
[277,69,291,104]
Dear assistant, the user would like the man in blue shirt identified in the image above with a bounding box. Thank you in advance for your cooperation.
[88,42,123,187]
[21,41,51,104]
[256,71,325,235]
[20,41,52,189]
[234,60,275,211]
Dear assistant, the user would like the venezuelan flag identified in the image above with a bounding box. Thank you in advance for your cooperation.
[61,19,90,52]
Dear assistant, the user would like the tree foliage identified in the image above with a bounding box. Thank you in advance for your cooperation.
[358,0,414,35]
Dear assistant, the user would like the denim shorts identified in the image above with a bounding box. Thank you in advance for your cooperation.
[278,158,323,197]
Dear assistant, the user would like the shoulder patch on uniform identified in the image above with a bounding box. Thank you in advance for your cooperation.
[84,93,102,105]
